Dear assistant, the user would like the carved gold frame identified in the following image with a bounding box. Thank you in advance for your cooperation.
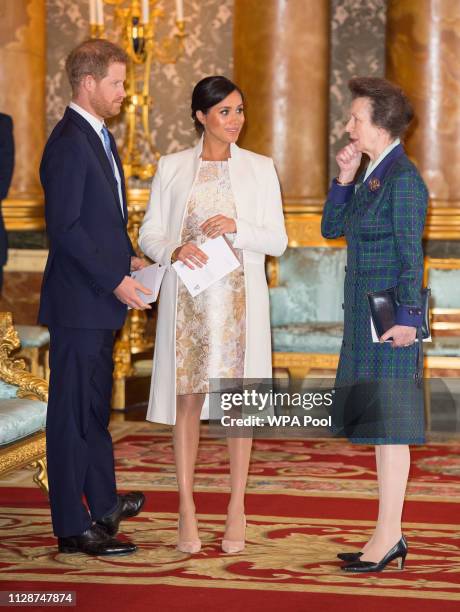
[0,312,49,493]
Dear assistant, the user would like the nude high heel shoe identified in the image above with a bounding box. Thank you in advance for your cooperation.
[176,519,201,554]
[221,515,246,554]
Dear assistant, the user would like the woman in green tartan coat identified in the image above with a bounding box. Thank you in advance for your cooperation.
[321,78,428,573]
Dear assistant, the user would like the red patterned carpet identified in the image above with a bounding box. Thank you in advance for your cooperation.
[1,422,459,611]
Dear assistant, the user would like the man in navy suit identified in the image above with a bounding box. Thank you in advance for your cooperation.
[39,39,151,556]
[0,113,14,293]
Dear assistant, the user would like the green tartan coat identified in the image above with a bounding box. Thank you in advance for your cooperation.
[321,145,428,444]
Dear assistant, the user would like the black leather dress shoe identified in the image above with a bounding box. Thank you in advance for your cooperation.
[96,491,145,536]
[337,551,363,562]
[58,524,137,556]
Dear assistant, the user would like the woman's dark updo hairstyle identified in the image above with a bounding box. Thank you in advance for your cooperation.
[348,77,414,138]
[191,76,244,134]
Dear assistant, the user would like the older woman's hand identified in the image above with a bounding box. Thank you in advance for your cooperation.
[380,325,417,348]
[201,214,236,238]
[172,242,208,270]
[336,142,362,184]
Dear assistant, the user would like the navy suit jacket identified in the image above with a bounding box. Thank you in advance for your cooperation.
[0,113,14,268]
[39,107,135,329]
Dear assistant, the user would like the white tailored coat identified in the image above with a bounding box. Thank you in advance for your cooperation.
[138,137,288,425]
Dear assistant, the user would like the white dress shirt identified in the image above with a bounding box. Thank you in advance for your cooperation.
[69,102,124,217]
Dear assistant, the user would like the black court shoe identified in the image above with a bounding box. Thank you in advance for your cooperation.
[341,535,408,573]
[337,551,363,562]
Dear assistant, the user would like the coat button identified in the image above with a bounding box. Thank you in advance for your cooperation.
[409,309,413,314]
[345,266,348,272]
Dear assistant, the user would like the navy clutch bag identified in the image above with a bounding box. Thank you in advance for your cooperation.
[367,287,431,340]
[367,287,430,385]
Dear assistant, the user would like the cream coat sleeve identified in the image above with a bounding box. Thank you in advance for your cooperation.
[138,157,182,267]
[232,158,288,257]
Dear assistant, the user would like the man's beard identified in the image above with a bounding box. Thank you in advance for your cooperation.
[91,96,120,120]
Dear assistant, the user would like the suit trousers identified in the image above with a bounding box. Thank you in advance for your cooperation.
[46,326,118,537]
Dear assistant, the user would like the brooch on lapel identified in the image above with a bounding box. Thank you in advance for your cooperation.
[368,177,381,192]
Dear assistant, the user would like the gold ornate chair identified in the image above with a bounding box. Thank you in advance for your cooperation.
[15,325,50,381]
[270,213,345,378]
[270,215,460,379]
[423,257,460,376]
[0,312,48,493]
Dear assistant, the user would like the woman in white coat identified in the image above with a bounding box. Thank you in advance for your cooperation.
[139,76,287,555]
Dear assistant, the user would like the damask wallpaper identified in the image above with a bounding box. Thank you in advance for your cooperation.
[8,1,455,291]
[46,0,388,186]
[46,0,233,178]
[329,0,387,178]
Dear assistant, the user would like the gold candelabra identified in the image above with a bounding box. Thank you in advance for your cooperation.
[89,0,186,180]
[88,0,186,410]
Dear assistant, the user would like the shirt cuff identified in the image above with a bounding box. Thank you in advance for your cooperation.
[327,179,355,205]
[395,304,423,327]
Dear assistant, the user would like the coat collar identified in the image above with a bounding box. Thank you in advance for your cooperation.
[191,133,241,161]
[363,143,405,194]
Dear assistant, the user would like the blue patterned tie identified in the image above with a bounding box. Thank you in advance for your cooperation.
[101,125,116,176]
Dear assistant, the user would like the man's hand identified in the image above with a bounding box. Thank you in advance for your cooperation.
[336,142,362,184]
[201,215,236,238]
[380,325,417,348]
[130,256,148,271]
[114,275,152,310]
[172,242,208,270]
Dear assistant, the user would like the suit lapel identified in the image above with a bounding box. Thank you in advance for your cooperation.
[66,108,125,222]
[109,130,128,223]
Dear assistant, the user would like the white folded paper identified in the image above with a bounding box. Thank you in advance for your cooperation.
[173,236,241,297]
[370,317,431,343]
[129,262,166,308]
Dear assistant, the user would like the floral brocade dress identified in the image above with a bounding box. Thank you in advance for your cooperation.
[175,161,246,395]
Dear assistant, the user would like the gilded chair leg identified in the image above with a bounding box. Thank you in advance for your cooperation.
[423,375,431,432]
[31,347,40,377]
[44,349,50,382]
[290,366,311,379]
[111,377,126,410]
[31,458,49,494]
[273,367,290,379]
